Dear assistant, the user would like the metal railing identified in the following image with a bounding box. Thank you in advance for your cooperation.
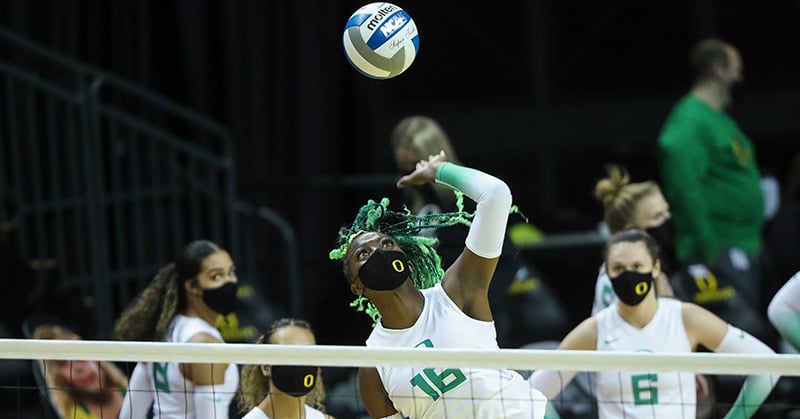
[0,27,300,337]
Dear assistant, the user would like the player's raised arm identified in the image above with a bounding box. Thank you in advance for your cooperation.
[398,151,512,321]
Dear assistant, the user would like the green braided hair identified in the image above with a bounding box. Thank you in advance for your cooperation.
[329,194,474,324]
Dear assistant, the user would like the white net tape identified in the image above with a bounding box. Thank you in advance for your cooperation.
[2,339,799,376]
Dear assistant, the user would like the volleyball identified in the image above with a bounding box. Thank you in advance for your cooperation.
[342,2,419,80]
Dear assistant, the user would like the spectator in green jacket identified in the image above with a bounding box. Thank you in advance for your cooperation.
[658,38,765,307]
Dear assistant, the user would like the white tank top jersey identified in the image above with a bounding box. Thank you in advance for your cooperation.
[366,283,547,419]
[592,263,615,316]
[144,315,240,418]
[595,298,695,419]
[241,404,326,419]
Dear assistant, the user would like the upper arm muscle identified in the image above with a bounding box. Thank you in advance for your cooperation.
[559,317,598,351]
[682,303,728,350]
[180,332,229,386]
[441,248,498,321]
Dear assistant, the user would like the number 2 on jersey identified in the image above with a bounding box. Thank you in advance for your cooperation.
[153,362,171,393]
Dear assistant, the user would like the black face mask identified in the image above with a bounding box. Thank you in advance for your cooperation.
[358,249,410,291]
[270,365,318,397]
[201,282,238,315]
[611,270,654,306]
[646,219,676,271]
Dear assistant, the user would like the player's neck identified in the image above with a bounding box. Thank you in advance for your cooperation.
[374,286,425,330]
[259,393,307,419]
[691,83,728,111]
[617,296,658,329]
[79,391,123,419]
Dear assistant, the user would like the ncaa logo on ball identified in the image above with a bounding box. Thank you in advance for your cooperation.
[379,14,407,37]
[342,2,419,80]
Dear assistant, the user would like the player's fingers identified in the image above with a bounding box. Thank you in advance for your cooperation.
[396,175,409,188]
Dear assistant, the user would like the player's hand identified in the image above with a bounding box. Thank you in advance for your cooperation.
[397,150,446,188]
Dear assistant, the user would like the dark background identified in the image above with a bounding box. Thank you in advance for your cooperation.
[1,0,799,346]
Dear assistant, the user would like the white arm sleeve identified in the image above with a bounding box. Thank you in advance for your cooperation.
[714,325,780,419]
[714,325,774,354]
[767,271,800,351]
[435,162,512,258]
[193,384,233,419]
[527,369,579,400]
[119,362,154,419]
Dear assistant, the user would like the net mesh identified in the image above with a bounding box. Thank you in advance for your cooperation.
[1,339,799,418]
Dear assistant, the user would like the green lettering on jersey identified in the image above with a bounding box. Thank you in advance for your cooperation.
[415,339,433,348]
[409,339,467,400]
[631,373,658,405]
[410,373,441,400]
[153,362,170,393]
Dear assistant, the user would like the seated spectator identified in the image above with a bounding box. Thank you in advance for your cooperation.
[33,324,128,419]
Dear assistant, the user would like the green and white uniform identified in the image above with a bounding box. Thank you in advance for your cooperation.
[120,315,239,419]
[366,283,547,419]
[595,298,695,418]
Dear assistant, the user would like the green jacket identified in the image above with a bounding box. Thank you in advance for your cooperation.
[658,94,763,262]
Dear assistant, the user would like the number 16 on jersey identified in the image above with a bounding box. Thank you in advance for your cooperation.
[409,339,467,400]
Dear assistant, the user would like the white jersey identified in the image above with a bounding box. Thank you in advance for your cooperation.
[145,315,239,418]
[241,405,326,419]
[366,283,546,419]
[595,299,695,419]
[592,264,615,316]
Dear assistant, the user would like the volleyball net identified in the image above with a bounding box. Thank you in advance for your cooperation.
[2,339,799,418]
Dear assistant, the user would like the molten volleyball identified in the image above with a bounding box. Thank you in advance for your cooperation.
[342,3,419,79]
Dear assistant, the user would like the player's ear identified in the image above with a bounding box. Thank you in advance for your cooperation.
[184,278,199,296]
[350,279,365,296]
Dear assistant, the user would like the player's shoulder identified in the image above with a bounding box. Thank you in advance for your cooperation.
[172,315,222,343]
[659,96,708,140]
[186,332,223,344]
[560,316,598,350]
[679,301,719,328]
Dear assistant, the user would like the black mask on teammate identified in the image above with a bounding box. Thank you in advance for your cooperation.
[270,365,318,397]
[611,270,654,306]
[201,282,238,315]
[645,219,676,271]
[358,249,410,291]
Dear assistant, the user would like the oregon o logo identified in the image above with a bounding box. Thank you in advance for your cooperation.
[392,259,405,273]
[304,374,315,388]
[635,282,649,295]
